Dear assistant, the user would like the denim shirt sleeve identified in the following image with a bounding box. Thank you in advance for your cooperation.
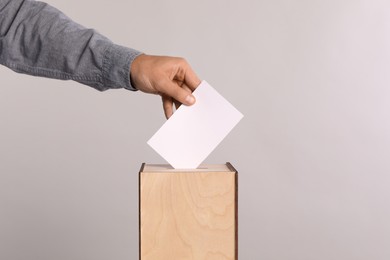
[0,0,142,91]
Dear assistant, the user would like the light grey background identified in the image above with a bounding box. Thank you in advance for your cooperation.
[1,0,390,259]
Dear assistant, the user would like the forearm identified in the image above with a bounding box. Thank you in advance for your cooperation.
[0,0,142,91]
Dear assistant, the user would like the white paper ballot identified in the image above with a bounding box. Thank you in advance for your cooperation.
[147,80,243,169]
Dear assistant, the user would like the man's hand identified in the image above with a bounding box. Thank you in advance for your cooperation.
[130,54,201,119]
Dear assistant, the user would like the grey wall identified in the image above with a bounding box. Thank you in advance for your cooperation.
[1,0,390,259]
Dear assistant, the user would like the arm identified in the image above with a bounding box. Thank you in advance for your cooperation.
[0,0,141,91]
[0,0,200,118]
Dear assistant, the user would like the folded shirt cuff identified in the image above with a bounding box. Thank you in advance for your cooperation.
[102,43,142,91]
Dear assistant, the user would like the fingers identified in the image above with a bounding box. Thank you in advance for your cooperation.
[176,84,192,109]
[164,83,193,118]
[162,95,173,119]
[132,55,201,118]
[174,99,181,110]
[161,83,195,119]
[183,62,201,91]
[160,79,196,106]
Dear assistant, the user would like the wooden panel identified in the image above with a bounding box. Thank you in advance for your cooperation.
[139,164,237,260]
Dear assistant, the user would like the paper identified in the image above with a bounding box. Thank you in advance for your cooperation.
[147,80,244,169]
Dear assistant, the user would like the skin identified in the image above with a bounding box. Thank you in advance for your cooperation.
[130,54,201,119]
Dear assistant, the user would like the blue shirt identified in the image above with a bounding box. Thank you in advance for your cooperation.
[0,0,142,91]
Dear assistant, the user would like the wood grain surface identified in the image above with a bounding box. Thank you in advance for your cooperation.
[140,165,237,260]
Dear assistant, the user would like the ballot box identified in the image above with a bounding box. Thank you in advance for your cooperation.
[139,163,238,260]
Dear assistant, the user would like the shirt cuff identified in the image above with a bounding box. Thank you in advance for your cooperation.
[102,43,142,91]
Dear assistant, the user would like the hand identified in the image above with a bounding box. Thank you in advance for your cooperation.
[130,54,201,119]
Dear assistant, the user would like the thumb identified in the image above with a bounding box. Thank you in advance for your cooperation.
[160,80,196,106]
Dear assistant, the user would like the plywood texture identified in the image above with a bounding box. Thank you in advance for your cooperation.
[139,163,237,260]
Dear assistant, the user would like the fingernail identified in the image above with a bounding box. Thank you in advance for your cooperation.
[185,95,195,105]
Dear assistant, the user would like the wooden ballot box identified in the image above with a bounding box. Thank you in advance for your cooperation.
[139,163,238,260]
